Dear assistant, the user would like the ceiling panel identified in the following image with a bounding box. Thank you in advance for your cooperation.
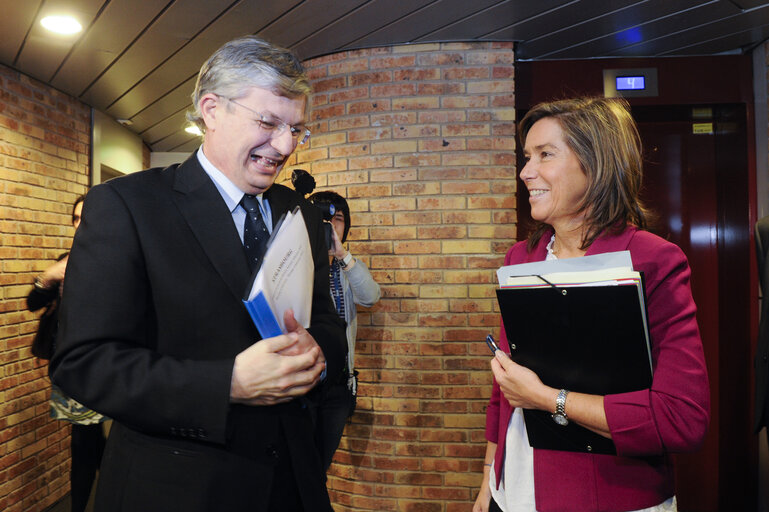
[535,1,740,59]
[77,0,231,108]
[259,0,368,51]
[496,0,644,43]
[734,0,768,7]
[131,76,197,133]
[415,0,531,42]
[173,136,203,154]
[343,0,507,49]
[659,22,769,55]
[104,0,297,120]
[610,4,769,56]
[516,0,736,59]
[290,0,435,59]
[0,0,43,64]
[49,0,169,94]
[151,123,198,152]
[14,0,104,82]
[1,0,767,151]
[142,109,189,145]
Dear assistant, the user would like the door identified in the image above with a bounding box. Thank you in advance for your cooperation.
[636,104,754,511]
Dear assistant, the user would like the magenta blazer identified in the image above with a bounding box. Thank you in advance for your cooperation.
[486,225,710,512]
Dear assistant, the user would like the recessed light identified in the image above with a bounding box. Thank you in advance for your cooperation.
[185,125,202,136]
[41,15,82,35]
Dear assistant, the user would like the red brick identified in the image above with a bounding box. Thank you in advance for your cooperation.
[370,56,416,69]
[349,71,393,86]
[347,99,391,114]
[442,67,490,80]
[329,87,369,103]
[371,84,417,97]
[393,69,441,81]
[312,76,346,92]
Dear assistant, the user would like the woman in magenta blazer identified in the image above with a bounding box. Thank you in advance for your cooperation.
[473,97,709,512]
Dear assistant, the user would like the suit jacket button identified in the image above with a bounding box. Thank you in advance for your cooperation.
[266,444,279,459]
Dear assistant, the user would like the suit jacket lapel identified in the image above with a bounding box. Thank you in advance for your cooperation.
[171,155,251,301]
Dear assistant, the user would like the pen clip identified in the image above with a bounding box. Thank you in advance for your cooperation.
[486,334,499,353]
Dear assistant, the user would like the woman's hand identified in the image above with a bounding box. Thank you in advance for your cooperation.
[474,441,497,512]
[492,351,612,438]
[472,485,491,512]
[37,256,68,289]
[491,351,553,411]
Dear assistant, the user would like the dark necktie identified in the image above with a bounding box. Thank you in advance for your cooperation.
[241,194,270,272]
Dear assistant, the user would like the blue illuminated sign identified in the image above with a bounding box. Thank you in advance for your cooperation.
[616,76,646,91]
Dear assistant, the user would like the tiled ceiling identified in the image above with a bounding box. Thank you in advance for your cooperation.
[2,0,768,153]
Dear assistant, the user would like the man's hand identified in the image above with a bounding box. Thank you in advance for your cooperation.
[229,310,325,406]
[278,310,325,363]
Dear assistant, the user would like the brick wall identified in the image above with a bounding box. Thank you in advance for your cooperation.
[0,63,90,511]
[287,42,516,511]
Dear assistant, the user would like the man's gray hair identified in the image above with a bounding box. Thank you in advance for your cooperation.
[186,36,311,133]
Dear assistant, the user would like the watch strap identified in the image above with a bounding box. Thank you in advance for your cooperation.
[339,252,353,268]
[553,388,569,425]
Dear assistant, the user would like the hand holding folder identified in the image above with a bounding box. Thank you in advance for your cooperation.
[495,255,653,454]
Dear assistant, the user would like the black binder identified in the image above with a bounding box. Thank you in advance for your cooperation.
[495,278,652,455]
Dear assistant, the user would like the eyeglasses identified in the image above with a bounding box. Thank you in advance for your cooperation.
[221,96,311,145]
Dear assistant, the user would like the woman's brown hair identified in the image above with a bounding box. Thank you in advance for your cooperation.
[519,97,649,251]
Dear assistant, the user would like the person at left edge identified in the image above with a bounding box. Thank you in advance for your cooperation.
[27,194,107,512]
[50,36,346,512]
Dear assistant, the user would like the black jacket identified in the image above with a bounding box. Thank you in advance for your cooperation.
[51,154,345,511]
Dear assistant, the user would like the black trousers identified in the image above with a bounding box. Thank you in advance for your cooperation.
[312,381,354,470]
[70,423,106,512]
[489,497,503,512]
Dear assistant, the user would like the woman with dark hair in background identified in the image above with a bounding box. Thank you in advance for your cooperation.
[28,194,107,512]
[473,97,709,512]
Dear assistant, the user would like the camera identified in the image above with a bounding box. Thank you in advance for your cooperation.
[313,199,336,251]
[291,168,336,252]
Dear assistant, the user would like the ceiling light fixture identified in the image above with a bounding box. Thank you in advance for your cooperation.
[40,15,82,35]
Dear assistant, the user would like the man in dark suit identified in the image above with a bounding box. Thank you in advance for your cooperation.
[50,37,346,512]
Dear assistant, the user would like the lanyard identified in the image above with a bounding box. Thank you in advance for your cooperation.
[330,262,344,318]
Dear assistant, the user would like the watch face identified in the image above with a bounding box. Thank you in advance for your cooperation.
[553,413,569,426]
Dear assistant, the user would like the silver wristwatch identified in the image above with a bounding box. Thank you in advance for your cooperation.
[552,389,569,426]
